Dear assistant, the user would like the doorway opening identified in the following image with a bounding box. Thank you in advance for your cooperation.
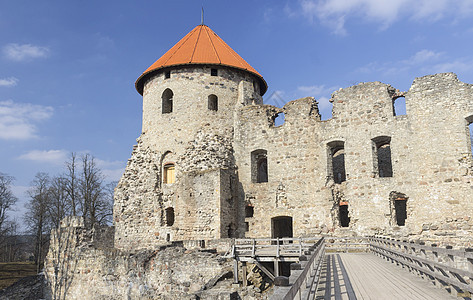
[271,216,293,239]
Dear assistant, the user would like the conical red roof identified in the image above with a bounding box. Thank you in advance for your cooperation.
[135,25,267,95]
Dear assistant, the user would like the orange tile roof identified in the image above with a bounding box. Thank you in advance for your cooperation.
[135,25,267,95]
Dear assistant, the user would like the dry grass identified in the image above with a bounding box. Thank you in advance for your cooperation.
[0,262,37,290]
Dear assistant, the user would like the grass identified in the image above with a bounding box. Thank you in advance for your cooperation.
[0,262,37,290]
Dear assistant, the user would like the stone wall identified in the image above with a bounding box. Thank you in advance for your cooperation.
[235,73,473,246]
[45,217,262,300]
[116,70,473,251]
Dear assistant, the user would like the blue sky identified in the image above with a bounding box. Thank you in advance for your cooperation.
[1,0,473,227]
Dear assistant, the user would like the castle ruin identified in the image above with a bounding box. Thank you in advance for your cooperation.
[43,23,473,299]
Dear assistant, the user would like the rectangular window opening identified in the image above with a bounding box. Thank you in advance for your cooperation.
[165,71,171,79]
[211,68,218,76]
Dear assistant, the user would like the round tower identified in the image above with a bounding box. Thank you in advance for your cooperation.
[114,24,267,250]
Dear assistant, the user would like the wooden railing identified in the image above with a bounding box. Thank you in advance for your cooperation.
[368,236,473,297]
[233,237,322,261]
[271,237,325,300]
[325,236,369,252]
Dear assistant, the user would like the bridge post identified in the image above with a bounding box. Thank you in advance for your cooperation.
[242,262,247,287]
[233,260,239,284]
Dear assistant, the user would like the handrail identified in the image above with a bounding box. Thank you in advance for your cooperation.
[271,237,325,300]
[368,236,473,296]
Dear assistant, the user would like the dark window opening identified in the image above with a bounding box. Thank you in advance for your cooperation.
[165,71,171,79]
[395,200,407,226]
[162,88,173,114]
[166,233,171,242]
[165,207,175,226]
[211,68,218,76]
[390,191,408,226]
[339,204,350,227]
[273,113,285,126]
[245,222,249,232]
[328,141,346,184]
[372,136,393,177]
[271,216,293,238]
[208,94,218,111]
[251,149,268,183]
[245,205,254,218]
[393,96,406,116]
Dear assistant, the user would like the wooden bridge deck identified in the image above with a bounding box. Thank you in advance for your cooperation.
[315,253,457,300]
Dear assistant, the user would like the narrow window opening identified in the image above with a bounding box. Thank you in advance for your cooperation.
[166,233,171,242]
[328,141,346,184]
[162,88,173,114]
[273,113,285,126]
[245,205,254,218]
[163,163,175,184]
[393,96,406,116]
[211,68,218,76]
[245,222,249,232]
[251,150,268,183]
[208,94,218,111]
[390,192,408,226]
[165,207,175,226]
[372,136,393,177]
[339,203,350,227]
[164,71,171,79]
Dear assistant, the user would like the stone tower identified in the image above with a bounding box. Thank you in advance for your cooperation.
[114,24,267,250]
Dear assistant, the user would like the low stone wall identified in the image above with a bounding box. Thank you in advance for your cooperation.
[44,218,264,299]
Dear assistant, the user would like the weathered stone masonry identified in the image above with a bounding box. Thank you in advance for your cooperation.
[44,24,473,299]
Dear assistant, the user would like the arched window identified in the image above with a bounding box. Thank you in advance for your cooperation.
[165,207,175,226]
[372,136,393,177]
[251,149,268,183]
[163,163,175,184]
[162,88,173,114]
[208,94,218,111]
[393,96,406,116]
[327,141,346,184]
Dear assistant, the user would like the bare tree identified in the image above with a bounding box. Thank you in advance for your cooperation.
[78,154,110,227]
[64,153,79,216]
[0,172,18,261]
[0,173,17,236]
[48,176,71,229]
[25,172,52,273]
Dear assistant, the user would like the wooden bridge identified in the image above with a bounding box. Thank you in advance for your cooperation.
[231,237,473,299]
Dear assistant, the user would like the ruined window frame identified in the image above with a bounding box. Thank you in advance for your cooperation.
[208,94,218,111]
[327,141,346,184]
[251,149,268,183]
[162,88,173,114]
[372,136,393,178]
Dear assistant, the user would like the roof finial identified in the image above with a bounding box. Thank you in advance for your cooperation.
[201,6,204,25]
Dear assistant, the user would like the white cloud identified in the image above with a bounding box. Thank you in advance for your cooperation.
[0,100,53,140]
[3,43,49,61]
[18,149,68,165]
[293,0,473,35]
[357,49,444,75]
[0,77,18,87]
